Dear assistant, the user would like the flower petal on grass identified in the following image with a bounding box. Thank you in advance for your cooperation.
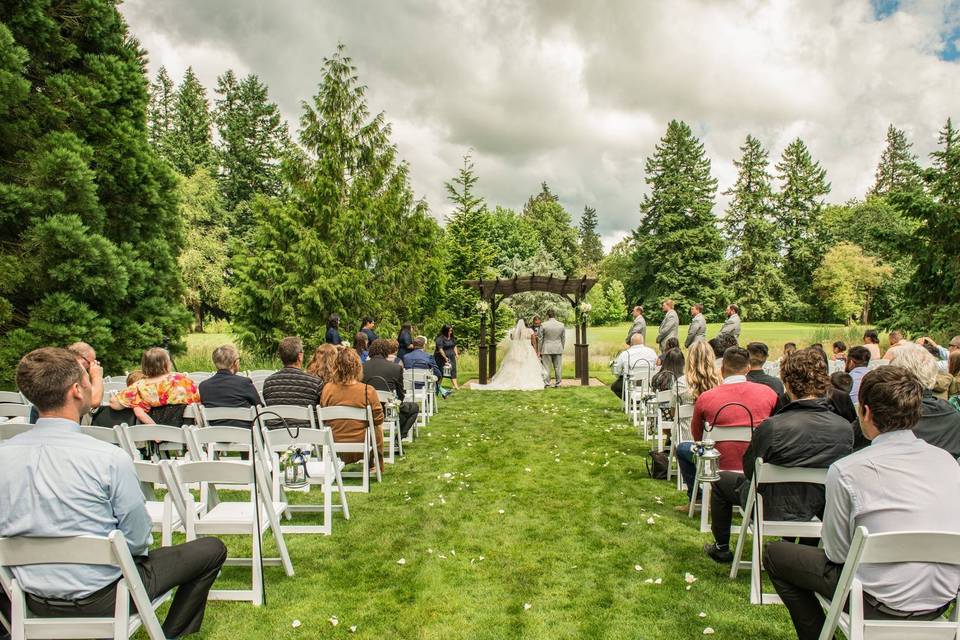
[397,558,406,565]
[523,603,532,611]
[291,620,301,628]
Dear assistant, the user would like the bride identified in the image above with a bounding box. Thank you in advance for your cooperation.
[473,319,546,391]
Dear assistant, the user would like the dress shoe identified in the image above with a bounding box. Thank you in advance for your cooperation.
[704,543,733,564]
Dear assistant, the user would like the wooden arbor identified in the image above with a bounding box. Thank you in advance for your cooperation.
[465,274,598,386]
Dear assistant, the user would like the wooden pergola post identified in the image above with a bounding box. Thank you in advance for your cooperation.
[489,296,498,377]
[478,296,488,384]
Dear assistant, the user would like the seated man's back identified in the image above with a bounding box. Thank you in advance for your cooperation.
[262,366,322,406]
[913,390,960,458]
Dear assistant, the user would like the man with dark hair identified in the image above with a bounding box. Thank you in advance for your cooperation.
[262,336,323,408]
[745,342,785,397]
[703,348,853,563]
[718,304,741,339]
[0,348,226,638]
[364,339,419,439]
[708,333,738,367]
[360,317,379,344]
[766,367,960,640]
[861,329,882,360]
[198,344,261,427]
[685,303,706,348]
[656,299,679,352]
[845,345,871,406]
[675,346,778,505]
[626,305,646,345]
[402,336,448,398]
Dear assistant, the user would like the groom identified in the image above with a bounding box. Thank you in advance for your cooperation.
[540,310,565,388]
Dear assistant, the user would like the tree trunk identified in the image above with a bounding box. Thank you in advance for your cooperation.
[861,295,871,326]
[193,306,204,333]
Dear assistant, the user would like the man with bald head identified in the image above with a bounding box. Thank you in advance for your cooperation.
[611,333,658,397]
[67,341,103,407]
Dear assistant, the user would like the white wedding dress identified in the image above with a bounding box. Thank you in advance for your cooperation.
[474,320,547,391]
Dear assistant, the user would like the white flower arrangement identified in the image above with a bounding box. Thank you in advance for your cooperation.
[579,302,593,313]
[476,300,490,313]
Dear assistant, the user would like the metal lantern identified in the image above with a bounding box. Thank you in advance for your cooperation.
[696,423,722,483]
[281,447,309,490]
[443,362,452,377]
[385,400,399,424]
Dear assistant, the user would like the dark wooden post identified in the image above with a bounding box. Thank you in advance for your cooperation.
[488,297,497,376]
[478,307,488,384]
[579,318,590,385]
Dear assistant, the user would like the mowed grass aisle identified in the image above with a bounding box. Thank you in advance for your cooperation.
[192,387,793,639]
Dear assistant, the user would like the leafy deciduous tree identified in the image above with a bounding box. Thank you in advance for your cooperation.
[813,242,892,324]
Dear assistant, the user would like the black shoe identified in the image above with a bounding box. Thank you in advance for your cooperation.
[704,543,733,564]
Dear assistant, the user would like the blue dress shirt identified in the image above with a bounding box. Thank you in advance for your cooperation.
[0,418,152,599]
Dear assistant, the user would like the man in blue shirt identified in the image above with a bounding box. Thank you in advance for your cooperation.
[402,336,449,398]
[0,348,226,638]
[845,345,871,406]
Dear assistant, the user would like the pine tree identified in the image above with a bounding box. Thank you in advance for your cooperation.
[214,71,290,238]
[578,205,604,271]
[723,135,796,320]
[231,45,445,351]
[146,66,175,160]
[774,138,831,307]
[0,1,189,382]
[521,182,581,276]
[869,125,922,197]
[167,67,214,176]
[629,120,726,318]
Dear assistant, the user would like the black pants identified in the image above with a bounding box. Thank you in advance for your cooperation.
[611,376,624,398]
[765,541,949,640]
[5,538,227,638]
[710,471,747,547]
[398,402,419,438]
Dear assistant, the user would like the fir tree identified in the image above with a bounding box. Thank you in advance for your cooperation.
[0,1,189,382]
[774,137,831,306]
[214,71,290,238]
[231,45,445,350]
[869,124,922,197]
[578,205,604,271]
[146,66,175,160]
[723,135,796,320]
[167,67,215,175]
[521,182,581,276]
[629,120,726,318]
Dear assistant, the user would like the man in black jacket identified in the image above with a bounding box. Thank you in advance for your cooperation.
[704,348,854,563]
[198,344,261,427]
[746,342,785,398]
[363,339,418,440]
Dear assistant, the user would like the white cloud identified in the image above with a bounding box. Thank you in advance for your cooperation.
[121,0,960,242]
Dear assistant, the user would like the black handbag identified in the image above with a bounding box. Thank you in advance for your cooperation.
[645,450,670,480]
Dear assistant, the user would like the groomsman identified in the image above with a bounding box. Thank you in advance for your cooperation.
[656,299,679,352]
[685,303,707,348]
[718,304,741,340]
[626,305,646,345]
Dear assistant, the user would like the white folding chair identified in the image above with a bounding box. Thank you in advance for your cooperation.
[167,459,293,606]
[404,369,433,433]
[259,418,350,535]
[78,425,122,446]
[868,358,890,370]
[0,403,31,421]
[0,422,32,441]
[197,406,257,455]
[0,531,169,640]
[318,405,382,493]
[688,424,754,533]
[118,423,195,461]
[653,387,678,453]
[375,390,403,463]
[131,460,185,547]
[186,372,213,383]
[816,527,960,640]
[730,458,828,605]
[0,391,25,404]
[186,418,263,509]
[245,369,276,378]
[671,403,695,490]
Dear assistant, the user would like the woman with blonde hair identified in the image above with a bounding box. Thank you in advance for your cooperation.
[683,340,722,402]
[306,343,338,383]
[320,348,385,468]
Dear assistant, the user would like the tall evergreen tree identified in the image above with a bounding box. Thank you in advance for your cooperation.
[521,182,581,276]
[723,135,796,320]
[231,45,445,350]
[774,138,831,307]
[0,1,189,382]
[869,124,922,197]
[629,120,725,318]
[578,205,604,271]
[214,70,290,238]
[146,66,175,159]
[167,67,214,175]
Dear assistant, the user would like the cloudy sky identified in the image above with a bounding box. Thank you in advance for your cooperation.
[121,0,960,250]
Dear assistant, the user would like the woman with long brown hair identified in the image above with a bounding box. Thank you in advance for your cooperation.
[683,340,722,403]
[306,343,339,383]
[320,348,384,468]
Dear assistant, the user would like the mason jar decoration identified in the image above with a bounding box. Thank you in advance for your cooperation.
[695,422,722,483]
[279,447,309,490]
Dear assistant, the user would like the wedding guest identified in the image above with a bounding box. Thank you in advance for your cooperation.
[651,347,686,393]
[766,366,960,640]
[306,343,338,382]
[884,330,909,361]
[683,341,723,403]
[354,332,369,363]
[435,325,459,390]
[385,339,403,366]
[746,342,785,398]
[67,341,104,407]
[110,348,199,425]
[949,351,960,397]
[0,348,226,638]
[397,323,414,357]
[861,329,882,361]
[831,341,847,362]
[610,333,658,397]
[656,337,680,366]
[780,342,797,366]
[709,333,738,368]
[363,339,418,440]
[845,346,871,406]
[830,372,853,395]
[325,313,343,345]
[262,337,323,408]
[403,337,448,398]
[360,317,379,344]
[90,370,152,427]
[198,344,260,427]
[320,348,384,468]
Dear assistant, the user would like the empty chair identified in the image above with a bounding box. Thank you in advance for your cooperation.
[0,391,25,404]
[0,403,31,422]
[0,422,32,441]
[132,460,185,547]
[0,531,170,640]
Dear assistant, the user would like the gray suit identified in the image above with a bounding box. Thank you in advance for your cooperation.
[685,313,707,348]
[656,309,679,351]
[540,318,565,386]
[626,314,646,344]
[719,313,741,339]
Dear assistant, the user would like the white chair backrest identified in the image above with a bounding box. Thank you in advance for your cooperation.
[0,422,32,441]
[754,458,829,485]
[102,381,127,395]
[181,403,202,426]
[259,421,334,452]
[119,424,191,459]
[868,358,890,370]
[255,404,316,428]
[79,425,121,445]
[0,391,24,404]
[627,358,656,379]
[405,369,432,383]
[376,390,396,404]
[318,405,371,424]
[246,370,276,378]
[199,405,255,426]
[704,425,754,442]
[0,403,31,419]
[655,389,676,405]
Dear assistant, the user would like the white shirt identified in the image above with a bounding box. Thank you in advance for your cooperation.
[0,418,152,599]
[613,345,658,377]
[822,429,960,611]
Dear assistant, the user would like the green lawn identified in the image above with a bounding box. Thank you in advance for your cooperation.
[174,386,794,640]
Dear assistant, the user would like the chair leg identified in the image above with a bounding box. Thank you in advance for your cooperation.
[323,479,333,535]
[700,483,712,533]
[730,494,755,579]
[688,461,702,518]
[252,528,263,606]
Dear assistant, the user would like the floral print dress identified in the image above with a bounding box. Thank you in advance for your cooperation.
[114,373,200,410]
